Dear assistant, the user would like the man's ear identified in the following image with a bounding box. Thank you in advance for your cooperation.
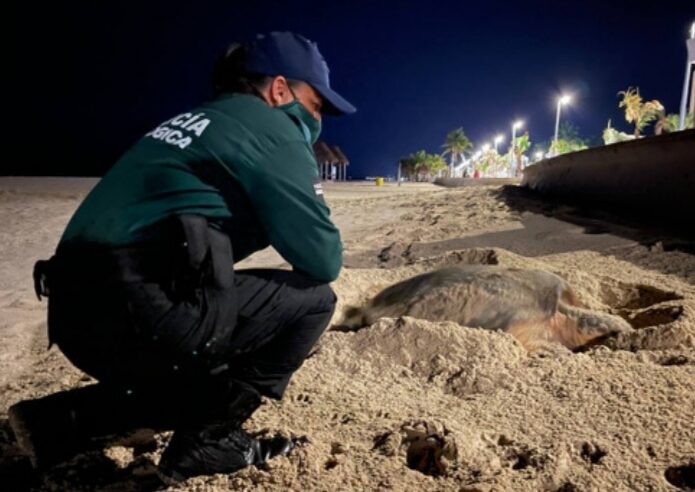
[268,76,292,106]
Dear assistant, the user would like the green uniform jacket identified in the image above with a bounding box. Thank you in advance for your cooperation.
[60,94,342,282]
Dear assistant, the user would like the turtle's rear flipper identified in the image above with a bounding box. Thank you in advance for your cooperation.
[332,305,367,332]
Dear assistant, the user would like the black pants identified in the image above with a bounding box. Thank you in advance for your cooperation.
[41,216,336,428]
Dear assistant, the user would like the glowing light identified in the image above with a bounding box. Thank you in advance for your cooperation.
[494,134,504,144]
[691,21,695,39]
[513,120,524,130]
[482,143,491,152]
[559,94,572,105]
[535,151,543,160]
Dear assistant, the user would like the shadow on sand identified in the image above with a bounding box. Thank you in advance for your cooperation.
[494,186,694,249]
[0,417,164,492]
[344,185,694,284]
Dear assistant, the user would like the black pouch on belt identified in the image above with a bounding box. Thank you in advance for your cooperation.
[33,257,59,348]
[166,214,238,363]
[33,257,56,301]
[170,214,235,300]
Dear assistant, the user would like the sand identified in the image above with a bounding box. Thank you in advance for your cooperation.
[1,178,694,491]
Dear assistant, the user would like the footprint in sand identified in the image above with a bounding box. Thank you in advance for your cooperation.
[373,421,458,477]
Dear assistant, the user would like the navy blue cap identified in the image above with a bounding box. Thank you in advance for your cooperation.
[244,31,356,116]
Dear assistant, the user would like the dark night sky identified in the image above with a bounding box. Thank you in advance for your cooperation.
[8,1,695,178]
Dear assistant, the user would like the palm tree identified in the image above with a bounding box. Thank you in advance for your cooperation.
[617,87,664,137]
[413,150,431,181]
[475,151,493,177]
[441,128,472,177]
[511,132,531,176]
[654,111,694,135]
[402,150,448,181]
[426,153,448,178]
[399,151,427,181]
[654,112,680,135]
[398,155,417,181]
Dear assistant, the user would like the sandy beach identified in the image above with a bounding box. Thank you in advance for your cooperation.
[1,178,694,491]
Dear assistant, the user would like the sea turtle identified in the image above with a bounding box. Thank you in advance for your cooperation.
[339,265,633,351]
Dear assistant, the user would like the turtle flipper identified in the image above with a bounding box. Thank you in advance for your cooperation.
[554,304,633,350]
[334,305,367,331]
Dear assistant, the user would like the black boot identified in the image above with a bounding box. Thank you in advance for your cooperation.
[157,424,294,484]
[156,380,292,483]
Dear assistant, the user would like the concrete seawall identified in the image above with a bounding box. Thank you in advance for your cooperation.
[521,130,695,232]
[434,177,521,187]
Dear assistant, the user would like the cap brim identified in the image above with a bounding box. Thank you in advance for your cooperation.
[313,84,356,116]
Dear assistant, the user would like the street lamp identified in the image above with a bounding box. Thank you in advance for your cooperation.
[554,94,572,150]
[535,151,544,162]
[494,134,504,153]
[481,143,491,152]
[679,21,695,129]
[511,120,524,175]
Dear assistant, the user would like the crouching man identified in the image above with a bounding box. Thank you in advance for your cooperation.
[9,31,355,483]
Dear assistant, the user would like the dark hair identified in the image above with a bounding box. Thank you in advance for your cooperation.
[211,43,272,98]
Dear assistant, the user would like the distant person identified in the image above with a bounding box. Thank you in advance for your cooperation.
[9,31,355,483]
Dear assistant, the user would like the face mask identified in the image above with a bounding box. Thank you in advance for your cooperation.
[276,90,322,145]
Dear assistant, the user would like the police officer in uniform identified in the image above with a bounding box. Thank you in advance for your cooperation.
[9,31,355,483]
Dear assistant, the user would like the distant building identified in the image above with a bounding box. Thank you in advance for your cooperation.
[313,141,350,181]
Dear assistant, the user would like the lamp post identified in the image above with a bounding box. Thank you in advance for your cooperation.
[679,21,695,130]
[534,151,543,162]
[511,120,523,176]
[554,94,572,152]
[493,134,504,153]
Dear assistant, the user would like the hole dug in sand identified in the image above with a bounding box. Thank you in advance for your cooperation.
[602,281,684,330]
[603,283,682,311]
[664,462,695,490]
[373,421,458,477]
[619,305,684,329]
[599,281,688,352]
